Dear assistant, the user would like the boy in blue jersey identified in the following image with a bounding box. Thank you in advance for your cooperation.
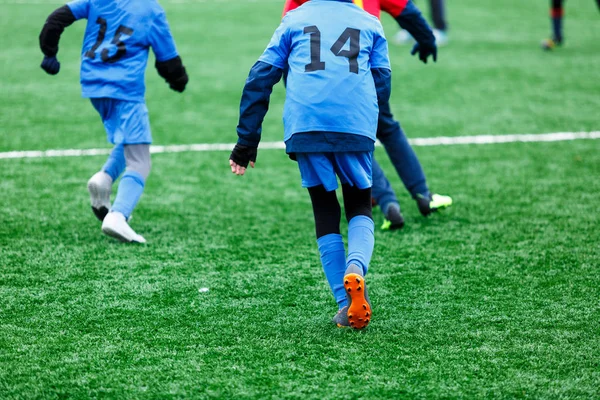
[39,0,188,243]
[283,0,452,232]
[230,0,392,330]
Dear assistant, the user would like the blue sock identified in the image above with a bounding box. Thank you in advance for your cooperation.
[102,144,126,181]
[111,171,145,219]
[317,233,348,308]
[346,215,375,276]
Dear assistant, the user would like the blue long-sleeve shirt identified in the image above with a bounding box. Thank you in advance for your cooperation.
[236,0,392,155]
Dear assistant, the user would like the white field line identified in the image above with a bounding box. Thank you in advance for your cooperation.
[1,131,599,160]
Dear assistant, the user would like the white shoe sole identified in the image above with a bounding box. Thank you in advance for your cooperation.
[101,213,146,243]
[102,224,146,243]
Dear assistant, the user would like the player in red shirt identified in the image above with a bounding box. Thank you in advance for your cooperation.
[284,0,409,20]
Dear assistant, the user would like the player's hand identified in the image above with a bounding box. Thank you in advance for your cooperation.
[410,42,437,64]
[169,72,188,93]
[229,144,257,176]
[41,56,60,75]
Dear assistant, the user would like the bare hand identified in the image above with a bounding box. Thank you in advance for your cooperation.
[229,159,255,176]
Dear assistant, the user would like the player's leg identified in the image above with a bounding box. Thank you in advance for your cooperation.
[88,98,126,221]
[371,157,405,230]
[102,144,150,243]
[334,151,374,329]
[341,184,374,330]
[100,100,151,243]
[377,100,452,216]
[297,153,348,317]
[307,185,348,310]
[87,143,124,221]
[542,0,565,49]
[429,0,449,45]
[342,183,374,277]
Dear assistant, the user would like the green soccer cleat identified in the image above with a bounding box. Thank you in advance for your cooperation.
[416,193,453,217]
[342,264,371,330]
[381,203,405,231]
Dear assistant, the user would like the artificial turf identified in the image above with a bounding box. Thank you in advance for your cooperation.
[1,0,599,398]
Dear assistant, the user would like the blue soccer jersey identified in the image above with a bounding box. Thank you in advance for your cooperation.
[67,0,179,101]
[258,0,390,143]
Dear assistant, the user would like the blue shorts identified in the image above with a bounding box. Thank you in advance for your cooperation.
[296,152,373,191]
[90,98,152,145]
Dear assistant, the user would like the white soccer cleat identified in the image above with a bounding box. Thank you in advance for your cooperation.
[391,29,414,45]
[433,29,449,46]
[101,211,146,243]
[87,171,113,221]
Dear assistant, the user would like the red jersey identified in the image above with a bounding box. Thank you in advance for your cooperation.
[282,0,409,19]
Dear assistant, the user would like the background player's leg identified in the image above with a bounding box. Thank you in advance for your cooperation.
[430,0,447,31]
[543,0,565,49]
[551,0,565,43]
[308,185,347,309]
[429,0,449,44]
[372,158,405,230]
[377,100,430,200]
[377,101,452,216]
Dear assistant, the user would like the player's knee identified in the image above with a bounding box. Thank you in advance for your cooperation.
[346,201,372,221]
[124,144,151,180]
[342,185,373,221]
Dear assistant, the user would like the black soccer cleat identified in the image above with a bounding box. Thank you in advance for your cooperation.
[381,203,405,231]
[416,193,453,217]
[92,206,109,222]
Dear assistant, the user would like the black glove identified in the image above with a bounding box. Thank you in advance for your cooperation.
[169,72,188,93]
[229,144,257,168]
[41,56,60,75]
[411,42,437,64]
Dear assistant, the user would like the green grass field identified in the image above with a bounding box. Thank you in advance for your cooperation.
[1,0,600,398]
